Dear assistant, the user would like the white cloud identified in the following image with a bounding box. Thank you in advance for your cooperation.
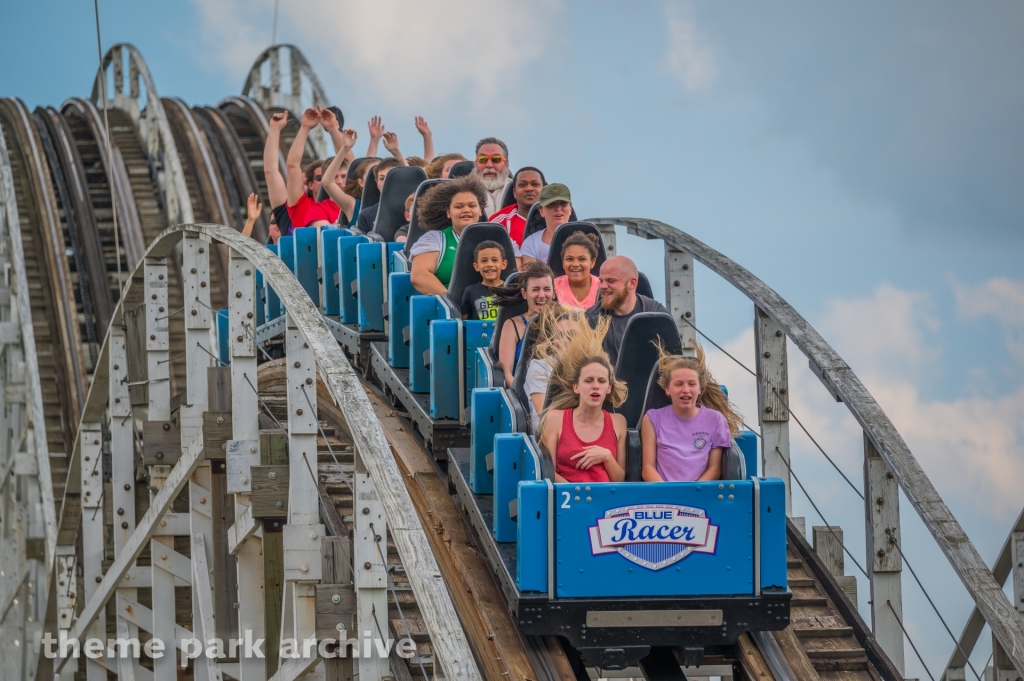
[190,0,557,112]
[952,276,1024,364]
[663,4,718,93]
[702,282,1024,520]
[191,0,273,77]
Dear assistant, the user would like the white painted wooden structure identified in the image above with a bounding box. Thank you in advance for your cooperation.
[34,224,480,680]
[242,45,331,159]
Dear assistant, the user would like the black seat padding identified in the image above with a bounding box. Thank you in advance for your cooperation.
[636,272,654,299]
[500,181,516,209]
[633,360,745,481]
[360,161,382,211]
[448,160,474,178]
[486,273,528,379]
[402,178,448,256]
[510,319,541,430]
[546,222,608,276]
[614,313,683,428]
[442,223,518,311]
[372,166,427,242]
[522,202,580,241]
[722,447,746,481]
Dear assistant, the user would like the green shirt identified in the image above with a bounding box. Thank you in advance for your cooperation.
[434,225,459,288]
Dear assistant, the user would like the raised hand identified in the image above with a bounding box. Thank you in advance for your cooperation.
[269,112,288,131]
[367,115,384,139]
[382,131,401,154]
[318,106,339,131]
[246,193,262,221]
[414,116,432,138]
[339,128,358,149]
[300,107,320,129]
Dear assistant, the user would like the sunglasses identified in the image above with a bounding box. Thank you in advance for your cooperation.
[313,174,323,181]
[477,155,506,165]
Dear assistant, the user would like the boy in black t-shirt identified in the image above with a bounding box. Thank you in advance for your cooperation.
[460,241,507,320]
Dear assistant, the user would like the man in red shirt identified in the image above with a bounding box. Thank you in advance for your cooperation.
[488,166,546,248]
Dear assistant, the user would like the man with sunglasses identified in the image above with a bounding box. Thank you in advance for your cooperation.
[473,137,512,215]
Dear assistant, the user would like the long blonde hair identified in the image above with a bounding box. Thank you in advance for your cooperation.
[535,308,627,430]
[655,340,742,434]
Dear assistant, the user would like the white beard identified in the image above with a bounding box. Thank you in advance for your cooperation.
[476,168,511,192]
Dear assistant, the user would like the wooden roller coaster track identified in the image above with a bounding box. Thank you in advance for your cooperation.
[0,41,1020,681]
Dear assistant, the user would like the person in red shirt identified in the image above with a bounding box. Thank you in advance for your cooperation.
[284,107,356,228]
[488,167,546,251]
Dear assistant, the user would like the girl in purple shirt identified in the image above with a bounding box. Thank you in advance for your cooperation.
[640,344,742,482]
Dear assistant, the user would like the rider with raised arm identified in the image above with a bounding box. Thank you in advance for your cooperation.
[262,111,293,237]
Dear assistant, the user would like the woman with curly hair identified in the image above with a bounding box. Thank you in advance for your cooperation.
[409,176,488,294]
[640,340,742,482]
[537,310,627,483]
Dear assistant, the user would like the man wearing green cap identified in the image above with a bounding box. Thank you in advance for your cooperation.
[520,183,572,264]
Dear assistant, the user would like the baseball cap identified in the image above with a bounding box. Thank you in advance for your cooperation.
[538,183,571,207]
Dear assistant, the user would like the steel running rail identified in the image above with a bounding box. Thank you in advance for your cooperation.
[589,216,1024,675]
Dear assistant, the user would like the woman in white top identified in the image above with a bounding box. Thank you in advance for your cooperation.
[520,183,572,265]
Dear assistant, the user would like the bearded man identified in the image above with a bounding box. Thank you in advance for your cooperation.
[585,256,668,366]
[473,137,512,215]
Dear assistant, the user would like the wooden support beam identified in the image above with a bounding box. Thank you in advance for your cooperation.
[664,245,696,353]
[57,427,208,673]
[191,468,217,681]
[79,423,105,681]
[192,533,225,681]
[261,430,289,676]
[812,525,858,605]
[320,536,354,681]
[755,306,791,514]
[992,532,1024,681]
[110,327,143,680]
[864,433,905,674]
[252,465,290,518]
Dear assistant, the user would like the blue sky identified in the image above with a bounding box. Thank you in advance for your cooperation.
[4,0,1023,673]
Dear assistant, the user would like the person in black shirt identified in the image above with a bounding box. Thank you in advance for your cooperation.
[585,255,669,366]
[461,241,508,320]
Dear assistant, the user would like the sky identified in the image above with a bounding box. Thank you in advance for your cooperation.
[3,0,1023,674]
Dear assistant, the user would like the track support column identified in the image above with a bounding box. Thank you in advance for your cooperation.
[353,471,391,681]
[755,306,792,515]
[864,433,905,674]
[284,316,324,677]
[79,423,105,681]
[665,246,696,354]
[109,327,142,679]
[228,248,266,681]
[146,256,178,681]
[992,532,1024,681]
